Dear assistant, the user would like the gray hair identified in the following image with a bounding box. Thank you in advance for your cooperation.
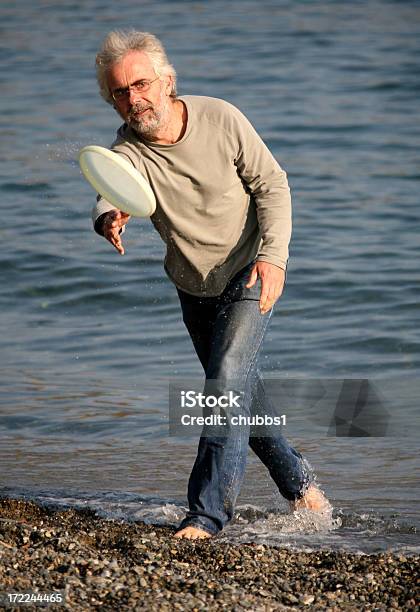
[96,30,177,104]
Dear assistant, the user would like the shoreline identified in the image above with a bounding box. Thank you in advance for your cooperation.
[0,498,417,611]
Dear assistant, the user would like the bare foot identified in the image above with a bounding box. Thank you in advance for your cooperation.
[174,526,212,540]
[289,484,332,514]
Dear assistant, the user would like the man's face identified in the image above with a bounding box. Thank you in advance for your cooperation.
[107,51,172,137]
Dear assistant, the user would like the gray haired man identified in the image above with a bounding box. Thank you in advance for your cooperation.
[92,30,331,539]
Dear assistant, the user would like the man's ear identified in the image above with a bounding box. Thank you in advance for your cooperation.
[165,75,174,96]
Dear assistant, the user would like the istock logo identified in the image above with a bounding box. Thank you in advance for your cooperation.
[180,390,242,409]
[169,378,398,438]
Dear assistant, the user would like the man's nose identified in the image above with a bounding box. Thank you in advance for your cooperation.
[128,87,144,105]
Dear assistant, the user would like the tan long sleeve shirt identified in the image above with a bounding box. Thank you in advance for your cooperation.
[92,95,292,296]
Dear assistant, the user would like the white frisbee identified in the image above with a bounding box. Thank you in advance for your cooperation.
[78,145,156,217]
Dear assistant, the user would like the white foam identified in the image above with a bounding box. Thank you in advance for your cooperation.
[1,486,418,555]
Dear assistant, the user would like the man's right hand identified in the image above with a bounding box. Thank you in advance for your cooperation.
[102,210,131,255]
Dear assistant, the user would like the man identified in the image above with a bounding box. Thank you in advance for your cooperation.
[92,30,331,539]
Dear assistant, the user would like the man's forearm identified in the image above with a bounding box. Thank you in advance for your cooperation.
[255,178,292,271]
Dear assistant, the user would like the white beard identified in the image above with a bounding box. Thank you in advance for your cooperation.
[126,89,171,138]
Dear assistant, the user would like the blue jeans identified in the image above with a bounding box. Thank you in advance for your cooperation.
[176,260,314,535]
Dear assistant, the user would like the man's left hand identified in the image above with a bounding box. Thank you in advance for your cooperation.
[246,261,286,315]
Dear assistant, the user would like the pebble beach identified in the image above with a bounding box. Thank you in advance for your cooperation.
[0,498,417,611]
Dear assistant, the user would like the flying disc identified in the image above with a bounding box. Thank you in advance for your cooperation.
[78,145,156,217]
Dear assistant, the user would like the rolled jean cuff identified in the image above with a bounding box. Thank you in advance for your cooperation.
[293,458,315,501]
[177,517,220,536]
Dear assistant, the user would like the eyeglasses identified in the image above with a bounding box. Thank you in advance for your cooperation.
[111,76,160,102]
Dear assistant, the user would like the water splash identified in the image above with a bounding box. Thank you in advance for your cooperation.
[4,485,418,555]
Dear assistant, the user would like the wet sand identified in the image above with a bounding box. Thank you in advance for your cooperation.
[0,498,417,611]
